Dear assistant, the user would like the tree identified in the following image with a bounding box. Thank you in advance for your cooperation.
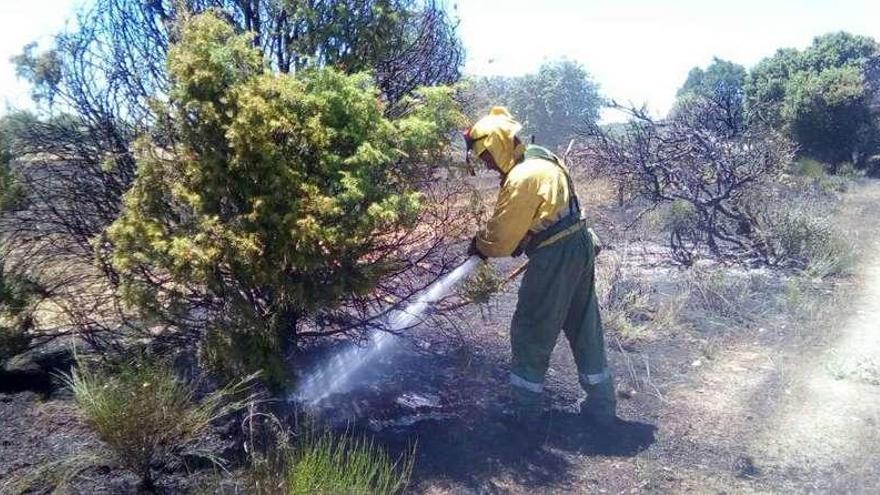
[745,48,804,127]
[106,12,466,386]
[583,98,795,265]
[745,32,880,167]
[675,58,747,135]
[783,65,874,166]
[5,0,465,352]
[515,60,603,149]
[469,60,603,150]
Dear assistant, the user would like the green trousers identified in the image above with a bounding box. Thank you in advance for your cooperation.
[509,225,611,403]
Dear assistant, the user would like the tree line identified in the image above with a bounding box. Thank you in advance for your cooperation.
[2,0,878,386]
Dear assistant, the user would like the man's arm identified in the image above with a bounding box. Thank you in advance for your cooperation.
[475,175,542,257]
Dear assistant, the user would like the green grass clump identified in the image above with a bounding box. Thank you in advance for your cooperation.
[794,157,828,179]
[286,431,414,495]
[62,357,256,490]
[231,425,414,495]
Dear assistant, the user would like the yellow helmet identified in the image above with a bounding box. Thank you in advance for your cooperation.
[464,106,526,174]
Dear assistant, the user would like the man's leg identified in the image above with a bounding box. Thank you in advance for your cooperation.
[509,246,581,418]
[562,235,617,423]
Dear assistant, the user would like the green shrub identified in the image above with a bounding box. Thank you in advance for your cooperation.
[62,357,256,490]
[760,207,855,277]
[793,157,828,179]
[107,12,464,386]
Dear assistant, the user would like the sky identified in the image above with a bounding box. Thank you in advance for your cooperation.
[0,0,82,112]
[2,0,880,119]
[456,0,880,120]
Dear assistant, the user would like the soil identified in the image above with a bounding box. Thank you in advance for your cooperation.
[2,180,879,494]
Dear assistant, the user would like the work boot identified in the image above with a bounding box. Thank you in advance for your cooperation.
[580,376,617,426]
[502,387,545,424]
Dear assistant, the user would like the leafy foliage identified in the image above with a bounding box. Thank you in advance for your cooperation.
[0,266,36,365]
[5,0,464,357]
[107,12,465,387]
[0,115,25,211]
[0,117,36,364]
[746,32,880,167]
[469,60,602,149]
[782,65,874,166]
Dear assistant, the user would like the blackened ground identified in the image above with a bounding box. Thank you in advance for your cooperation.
[2,180,880,494]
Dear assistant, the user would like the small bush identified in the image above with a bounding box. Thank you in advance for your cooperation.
[759,207,855,277]
[794,157,827,179]
[684,268,752,321]
[679,267,778,331]
[835,161,865,179]
[866,155,880,176]
[0,325,30,364]
[228,422,414,495]
[597,254,656,343]
[62,356,256,490]
[0,265,36,365]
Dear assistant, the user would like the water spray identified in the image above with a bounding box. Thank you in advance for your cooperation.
[294,255,487,406]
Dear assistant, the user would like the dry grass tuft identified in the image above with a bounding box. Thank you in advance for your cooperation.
[596,253,684,344]
[59,356,258,490]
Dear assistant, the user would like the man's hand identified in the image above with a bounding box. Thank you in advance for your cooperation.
[467,237,488,260]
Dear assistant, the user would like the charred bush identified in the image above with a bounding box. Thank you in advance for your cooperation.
[583,96,796,264]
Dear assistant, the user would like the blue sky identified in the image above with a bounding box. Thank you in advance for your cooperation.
[3,0,880,119]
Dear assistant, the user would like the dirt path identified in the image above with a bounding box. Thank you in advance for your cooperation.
[750,181,880,492]
[658,179,880,493]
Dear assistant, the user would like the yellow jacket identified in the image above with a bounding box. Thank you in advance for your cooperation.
[476,146,576,257]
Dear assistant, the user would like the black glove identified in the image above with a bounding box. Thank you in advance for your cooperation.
[467,237,487,260]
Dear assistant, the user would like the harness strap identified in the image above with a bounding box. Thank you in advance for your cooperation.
[524,212,585,255]
[520,145,586,255]
[523,145,581,217]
